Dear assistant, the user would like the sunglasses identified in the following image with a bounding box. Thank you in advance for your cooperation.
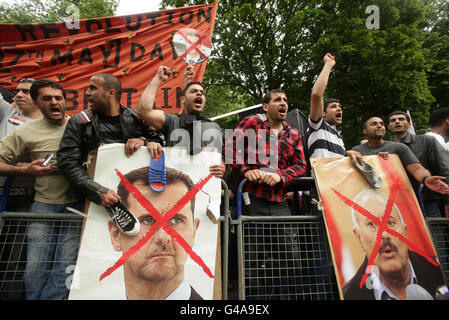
[19,78,36,83]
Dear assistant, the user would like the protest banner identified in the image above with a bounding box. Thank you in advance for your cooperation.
[0,2,218,114]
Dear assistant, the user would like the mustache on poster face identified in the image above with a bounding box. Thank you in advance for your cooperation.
[146,244,176,258]
[378,238,398,254]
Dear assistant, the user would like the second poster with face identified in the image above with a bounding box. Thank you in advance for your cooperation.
[311,155,447,300]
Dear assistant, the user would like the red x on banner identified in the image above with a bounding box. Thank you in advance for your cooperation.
[176,28,209,61]
[100,169,214,281]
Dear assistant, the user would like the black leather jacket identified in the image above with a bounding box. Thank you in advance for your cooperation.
[57,106,162,204]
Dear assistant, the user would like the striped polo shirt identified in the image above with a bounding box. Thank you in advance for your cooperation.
[306,116,345,158]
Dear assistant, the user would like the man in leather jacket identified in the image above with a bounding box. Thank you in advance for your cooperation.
[57,73,163,208]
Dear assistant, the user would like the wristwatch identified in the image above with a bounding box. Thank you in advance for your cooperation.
[422,175,430,185]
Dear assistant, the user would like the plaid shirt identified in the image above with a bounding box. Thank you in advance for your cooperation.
[225,114,307,202]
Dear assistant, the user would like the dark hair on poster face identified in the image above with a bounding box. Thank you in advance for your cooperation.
[117,166,196,215]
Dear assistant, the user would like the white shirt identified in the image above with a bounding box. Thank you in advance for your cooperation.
[165,280,191,300]
[425,132,449,151]
[370,260,419,300]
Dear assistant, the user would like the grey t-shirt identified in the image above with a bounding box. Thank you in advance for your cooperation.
[352,140,419,168]
[161,113,182,146]
[161,113,222,151]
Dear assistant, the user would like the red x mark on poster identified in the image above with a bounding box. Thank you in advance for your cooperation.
[331,167,439,289]
[100,169,214,281]
[177,28,208,61]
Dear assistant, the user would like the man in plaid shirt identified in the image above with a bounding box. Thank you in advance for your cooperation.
[226,89,307,216]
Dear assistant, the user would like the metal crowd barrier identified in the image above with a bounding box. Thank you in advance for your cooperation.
[232,179,449,300]
[235,215,340,300]
[0,180,232,300]
[0,212,83,300]
[1,181,448,301]
[233,215,449,300]
[427,217,449,284]
[232,178,339,300]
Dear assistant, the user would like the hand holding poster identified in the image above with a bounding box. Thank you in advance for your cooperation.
[311,155,447,300]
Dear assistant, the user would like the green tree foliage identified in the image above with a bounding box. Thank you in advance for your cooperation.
[422,0,449,112]
[0,0,118,24]
[199,58,256,129]
[311,0,435,142]
[161,0,442,148]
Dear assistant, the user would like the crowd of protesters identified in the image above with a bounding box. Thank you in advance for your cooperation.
[1,53,449,300]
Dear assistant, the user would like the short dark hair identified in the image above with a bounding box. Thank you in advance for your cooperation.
[429,107,449,127]
[182,81,204,97]
[93,73,122,101]
[30,79,65,101]
[387,111,410,123]
[363,116,383,129]
[262,89,286,105]
[323,98,340,112]
[117,166,196,216]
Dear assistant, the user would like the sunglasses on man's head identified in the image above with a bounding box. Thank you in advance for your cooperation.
[19,78,35,84]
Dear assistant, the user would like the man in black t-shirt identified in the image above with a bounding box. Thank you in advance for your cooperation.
[352,116,449,195]
[137,65,226,178]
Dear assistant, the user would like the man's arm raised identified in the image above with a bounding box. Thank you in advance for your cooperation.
[310,53,336,122]
[137,66,171,131]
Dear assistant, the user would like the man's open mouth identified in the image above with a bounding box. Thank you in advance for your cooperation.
[50,107,62,115]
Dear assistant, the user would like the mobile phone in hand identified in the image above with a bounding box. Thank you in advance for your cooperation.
[41,153,54,167]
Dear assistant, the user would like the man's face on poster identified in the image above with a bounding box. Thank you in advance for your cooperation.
[186,33,202,60]
[353,197,409,278]
[109,181,200,283]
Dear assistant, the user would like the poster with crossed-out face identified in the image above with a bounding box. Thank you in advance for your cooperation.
[311,155,447,300]
[68,144,222,300]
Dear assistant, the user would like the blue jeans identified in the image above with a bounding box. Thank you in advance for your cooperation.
[24,200,84,300]
[423,200,444,218]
